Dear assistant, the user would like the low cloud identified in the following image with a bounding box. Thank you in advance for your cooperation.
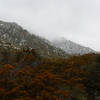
[0,0,99,51]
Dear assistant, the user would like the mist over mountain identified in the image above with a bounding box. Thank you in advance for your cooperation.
[0,20,68,58]
[0,0,99,99]
[51,37,95,55]
[0,20,96,58]
[0,20,99,100]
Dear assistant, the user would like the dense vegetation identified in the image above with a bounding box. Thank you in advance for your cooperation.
[0,47,99,100]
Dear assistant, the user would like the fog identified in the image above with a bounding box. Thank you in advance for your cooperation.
[0,0,100,51]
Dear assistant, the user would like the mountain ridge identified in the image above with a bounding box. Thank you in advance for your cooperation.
[51,37,95,55]
[0,20,96,57]
[0,20,68,58]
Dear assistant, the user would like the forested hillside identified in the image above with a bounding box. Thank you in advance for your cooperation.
[0,46,99,100]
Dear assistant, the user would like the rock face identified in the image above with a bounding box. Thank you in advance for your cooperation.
[52,37,95,55]
[0,20,68,58]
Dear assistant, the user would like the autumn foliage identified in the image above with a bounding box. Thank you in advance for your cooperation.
[0,47,99,100]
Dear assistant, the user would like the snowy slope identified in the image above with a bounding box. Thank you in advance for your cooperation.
[52,37,95,55]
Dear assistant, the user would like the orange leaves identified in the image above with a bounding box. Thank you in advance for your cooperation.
[16,70,26,77]
[64,90,70,99]
[53,96,59,100]
[35,96,43,100]
[13,98,25,100]
[4,64,14,70]
[30,78,45,90]
[0,48,99,100]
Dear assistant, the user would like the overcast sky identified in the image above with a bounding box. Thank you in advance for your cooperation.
[0,0,99,51]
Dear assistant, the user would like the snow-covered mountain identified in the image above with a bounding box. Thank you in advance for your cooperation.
[0,20,68,58]
[52,37,95,55]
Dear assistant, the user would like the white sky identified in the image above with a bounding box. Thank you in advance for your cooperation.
[0,0,100,51]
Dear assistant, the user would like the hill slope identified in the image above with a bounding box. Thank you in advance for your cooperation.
[52,37,95,55]
[0,21,68,58]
